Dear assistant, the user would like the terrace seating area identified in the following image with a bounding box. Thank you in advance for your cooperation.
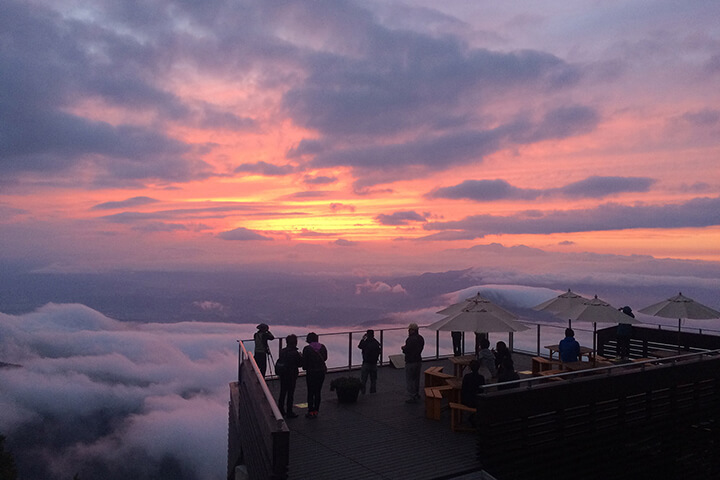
[230,350,535,480]
[229,325,720,480]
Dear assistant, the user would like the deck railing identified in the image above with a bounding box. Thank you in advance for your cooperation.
[241,320,720,377]
[597,323,720,358]
[230,321,720,479]
[228,341,289,480]
[475,350,720,479]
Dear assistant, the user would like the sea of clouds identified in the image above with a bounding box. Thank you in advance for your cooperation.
[0,303,247,479]
[0,301,446,479]
[2,283,718,479]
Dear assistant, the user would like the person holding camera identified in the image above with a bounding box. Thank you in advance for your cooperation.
[253,323,275,377]
[358,329,381,394]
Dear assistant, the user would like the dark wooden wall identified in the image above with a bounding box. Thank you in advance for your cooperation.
[475,355,720,480]
[597,325,720,358]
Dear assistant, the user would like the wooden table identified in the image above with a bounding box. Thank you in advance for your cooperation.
[544,345,595,362]
[445,377,463,404]
[449,355,476,377]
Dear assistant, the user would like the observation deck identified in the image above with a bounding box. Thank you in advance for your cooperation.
[228,325,720,479]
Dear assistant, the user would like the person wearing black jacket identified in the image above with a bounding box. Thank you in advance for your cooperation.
[401,323,424,403]
[302,332,328,419]
[276,334,303,418]
[253,323,275,377]
[461,359,485,407]
[358,329,381,394]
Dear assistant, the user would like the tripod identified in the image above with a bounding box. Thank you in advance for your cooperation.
[267,349,275,377]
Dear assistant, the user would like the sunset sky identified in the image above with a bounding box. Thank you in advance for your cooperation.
[2,0,719,274]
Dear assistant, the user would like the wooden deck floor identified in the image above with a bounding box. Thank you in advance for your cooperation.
[264,354,533,480]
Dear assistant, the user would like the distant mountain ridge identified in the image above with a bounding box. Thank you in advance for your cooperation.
[2,263,718,328]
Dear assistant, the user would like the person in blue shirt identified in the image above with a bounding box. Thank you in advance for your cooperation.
[558,328,581,362]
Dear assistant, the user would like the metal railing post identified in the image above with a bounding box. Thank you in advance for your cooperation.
[379,329,384,366]
[348,332,353,370]
[237,340,242,382]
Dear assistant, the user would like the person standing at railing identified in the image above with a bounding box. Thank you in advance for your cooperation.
[402,323,425,404]
[451,331,463,356]
[617,306,635,359]
[253,323,275,377]
[276,334,303,418]
[302,332,328,419]
[358,329,382,394]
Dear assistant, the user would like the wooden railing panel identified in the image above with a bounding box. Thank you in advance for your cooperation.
[475,355,720,480]
[228,343,289,480]
[597,325,720,359]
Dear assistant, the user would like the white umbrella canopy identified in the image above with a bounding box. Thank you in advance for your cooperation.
[427,308,529,334]
[638,292,720,321]
[638,292,720,347]
[544,295,642,360]
[532,288,593,328]
[532,289,590,315]
[562,295,644,325]
[437,292,519,322]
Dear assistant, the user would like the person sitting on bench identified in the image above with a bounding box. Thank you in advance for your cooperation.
[558,328,581,363]
[461,359,485,408]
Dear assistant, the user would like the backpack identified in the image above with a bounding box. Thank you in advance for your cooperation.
[274,358,286,375]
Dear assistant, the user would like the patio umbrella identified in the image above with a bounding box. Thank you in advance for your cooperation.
[638,292,720,325]
[532,289,589,313]
[427,306,529,334]
[562,295,644,326]
[638,292,720,350]
[437,292,518,321]
[547,295,643,360]
[532,289,591,328]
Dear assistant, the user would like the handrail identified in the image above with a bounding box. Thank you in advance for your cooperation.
[494,348,720,391]
[237,340,286,425]
[474,350,720,479]
[239,320,720,378]
[229,340,290,479]
[241,325,455,376]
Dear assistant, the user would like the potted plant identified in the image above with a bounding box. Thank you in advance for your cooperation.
[330,376,363,403]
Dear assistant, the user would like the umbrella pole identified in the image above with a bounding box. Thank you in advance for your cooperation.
[678,318,682,353]
[593,322,597,366]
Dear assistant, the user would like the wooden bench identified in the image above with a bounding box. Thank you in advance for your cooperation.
[632,357,654,363]
[424,385,453,420]
[649,349,680,359]
[594,355,614,367]
[449,402,476,432]
[537,369,565,382]
[531,356,563,375]
[424,366,455,388]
